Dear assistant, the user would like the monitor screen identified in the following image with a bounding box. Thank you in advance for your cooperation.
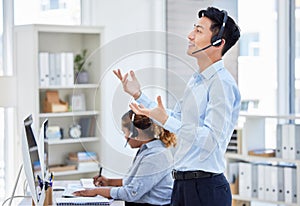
[24,115,39,181]
[22,114,48,204]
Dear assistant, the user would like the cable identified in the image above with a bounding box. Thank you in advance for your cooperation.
[2,195,31,206]
[8,165,23,206]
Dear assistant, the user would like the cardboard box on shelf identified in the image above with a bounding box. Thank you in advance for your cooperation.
[43,90,68,113]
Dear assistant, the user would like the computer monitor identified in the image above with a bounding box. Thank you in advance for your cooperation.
[22,114,47,205]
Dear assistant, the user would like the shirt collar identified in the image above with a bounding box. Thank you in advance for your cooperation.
[140,139,164,151]
[193,60,224,81]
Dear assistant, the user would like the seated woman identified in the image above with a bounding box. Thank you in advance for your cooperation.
[74,110,177,206]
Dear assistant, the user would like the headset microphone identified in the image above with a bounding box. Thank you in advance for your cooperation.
[191,44,213,54]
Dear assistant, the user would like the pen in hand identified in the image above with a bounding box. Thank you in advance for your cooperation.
[93,167,103,186]
[98,166,102,177]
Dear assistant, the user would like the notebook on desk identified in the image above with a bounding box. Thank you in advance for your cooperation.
[61,179,96,197]
[58,180,112,205]
[56,196,111,205]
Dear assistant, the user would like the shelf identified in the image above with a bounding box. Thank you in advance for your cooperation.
[239,111,300,119]
[45,137,99,145]
[52,168,99,177]
[39,84,99,90]
[39,111,99,118]
[225,153,300,164]
[232,194,298,206]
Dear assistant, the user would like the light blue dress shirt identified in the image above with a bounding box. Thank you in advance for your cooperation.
[137,60,241,173]
[110,140,174,204]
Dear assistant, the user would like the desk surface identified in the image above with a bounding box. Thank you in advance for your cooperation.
[18,180,124,206]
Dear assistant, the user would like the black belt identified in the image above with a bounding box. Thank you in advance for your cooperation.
[172,170,220,180]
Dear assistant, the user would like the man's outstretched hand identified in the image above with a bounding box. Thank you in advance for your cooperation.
[113,69,141,99]
[130,96,168,125]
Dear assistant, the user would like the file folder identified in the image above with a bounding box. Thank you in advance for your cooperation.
[284,166,297,203]
[239,162,252,198]
[276,124,282,158]
[251,164,258,198]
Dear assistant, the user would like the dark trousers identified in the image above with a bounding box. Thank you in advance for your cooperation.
[125,202,170,206]
[171,173,231,206]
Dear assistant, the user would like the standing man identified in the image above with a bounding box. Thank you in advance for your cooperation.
[114,7,241,206]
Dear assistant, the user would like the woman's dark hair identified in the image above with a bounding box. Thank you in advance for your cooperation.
[121,110,177,148]
[198,7,240,56]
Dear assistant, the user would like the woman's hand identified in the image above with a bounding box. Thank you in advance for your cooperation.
[93,175,110,186]
[113,69,141,99]
[73,189,97,197]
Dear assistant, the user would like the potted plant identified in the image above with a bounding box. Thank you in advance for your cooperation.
[74,49,91,84]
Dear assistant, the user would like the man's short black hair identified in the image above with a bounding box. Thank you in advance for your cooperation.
[198,7,240,56]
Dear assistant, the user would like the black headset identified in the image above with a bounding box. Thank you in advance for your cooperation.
[129,113,139,138]
[124,111,154,147]
[128,111,153,138]
[198,9,228,47]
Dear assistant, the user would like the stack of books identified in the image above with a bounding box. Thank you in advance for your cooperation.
[78,116,96,137]
[226,128,242,154]
[67,152,99,172]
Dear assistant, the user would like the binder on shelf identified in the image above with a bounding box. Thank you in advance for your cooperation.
[266,165,282,202]
[39,52,50,87]
[276,124,282,158]
[277,123,300,160]
[238,162,252,198]
[251,163,258,198]
[277,165,285,202]
[65,52,74,86]
[55,53,61,85]
[284,166,294,203]
[291,124,300,160]
[60,53,67,86]
[257,164,266,200]
[281,124,290,159]
[264,165,273,201]
[49,53,57,86]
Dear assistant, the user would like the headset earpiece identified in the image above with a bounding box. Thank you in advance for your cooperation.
[211,10,228,47]
[129,113,138,138]
[130,122,139,137]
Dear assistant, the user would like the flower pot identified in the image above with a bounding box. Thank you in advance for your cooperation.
[75,71,89,84]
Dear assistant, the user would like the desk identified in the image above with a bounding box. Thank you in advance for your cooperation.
[18,180,124,206]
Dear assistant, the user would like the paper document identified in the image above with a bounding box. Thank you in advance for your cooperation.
[61,184,84,198]
[80,178,97,189]
[56,196,111,205]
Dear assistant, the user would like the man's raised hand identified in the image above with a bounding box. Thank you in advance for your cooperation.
[113,69,141,99]
[130,96,168,125]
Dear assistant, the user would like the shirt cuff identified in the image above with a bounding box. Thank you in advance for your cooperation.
[110,187,119,199]
[164,115,181,134]
[135,93,152,108]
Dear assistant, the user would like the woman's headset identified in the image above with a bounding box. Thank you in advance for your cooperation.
[124,111,153,147]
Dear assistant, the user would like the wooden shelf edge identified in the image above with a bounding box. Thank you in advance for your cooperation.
[52,168,99,177]
[39,111,99,118]
[45,137,99,145]
[225,153,300,164]
[232,194,298,206]
[39,84,99,90]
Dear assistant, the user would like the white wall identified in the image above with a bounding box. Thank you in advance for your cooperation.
[82,0,166,177]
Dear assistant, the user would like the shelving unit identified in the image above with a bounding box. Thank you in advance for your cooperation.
[15,24,104,180]
[226,112,300,206]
